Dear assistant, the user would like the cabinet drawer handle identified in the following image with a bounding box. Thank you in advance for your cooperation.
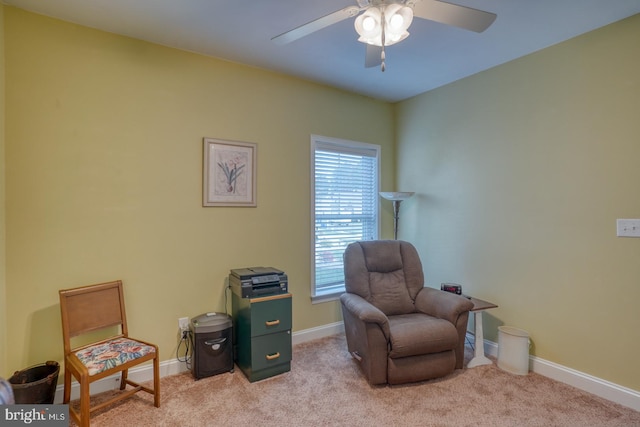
[265,352,280,361]
[265,319,280,327]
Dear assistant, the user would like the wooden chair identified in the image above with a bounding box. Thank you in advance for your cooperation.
[59,280,160,426]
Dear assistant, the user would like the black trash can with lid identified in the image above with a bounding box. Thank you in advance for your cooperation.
[190,312,234,379]
[9,361,60,404]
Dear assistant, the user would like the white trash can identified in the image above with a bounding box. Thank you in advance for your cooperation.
[497,326,530,375]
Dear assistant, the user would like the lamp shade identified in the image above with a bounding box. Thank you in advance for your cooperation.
[379,191,414,201]
[354,7,382,45]
[380,191,414,240]
[384,4,413,44]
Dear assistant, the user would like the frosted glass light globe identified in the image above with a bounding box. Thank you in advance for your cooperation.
[362,16,376,31]
[390,13,404,30]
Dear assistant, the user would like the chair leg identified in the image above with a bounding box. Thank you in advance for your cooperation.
[120,369,128,390]
[63,366,72,403]
[79,374,91,427]
[153,355,160,407]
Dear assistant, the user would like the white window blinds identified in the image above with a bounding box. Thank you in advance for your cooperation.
[311,135,380,300]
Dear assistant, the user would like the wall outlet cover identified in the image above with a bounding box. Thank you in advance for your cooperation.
[616,219,640,237]
[178,317,189,331]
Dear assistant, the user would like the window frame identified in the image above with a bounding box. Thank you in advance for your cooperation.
[310,134,381,303]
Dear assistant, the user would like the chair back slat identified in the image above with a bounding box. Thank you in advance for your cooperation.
[59,280,128,351]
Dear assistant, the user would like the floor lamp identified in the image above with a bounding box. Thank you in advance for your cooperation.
[380,192,414,240]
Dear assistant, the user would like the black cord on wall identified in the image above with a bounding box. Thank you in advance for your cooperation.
[177,330,193,370]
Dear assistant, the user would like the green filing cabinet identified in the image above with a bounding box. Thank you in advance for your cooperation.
[232,292,292,382]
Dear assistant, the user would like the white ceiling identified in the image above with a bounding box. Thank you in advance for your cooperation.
[4,0,640,102]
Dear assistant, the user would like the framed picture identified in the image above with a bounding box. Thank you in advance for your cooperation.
[203,138,257,207]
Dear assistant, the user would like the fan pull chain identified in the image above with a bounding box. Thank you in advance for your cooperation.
[380,9,386,72]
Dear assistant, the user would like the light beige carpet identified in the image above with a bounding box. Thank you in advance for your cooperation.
[77,334,640,426]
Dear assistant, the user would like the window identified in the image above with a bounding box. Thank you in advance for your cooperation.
[311,135,380,302]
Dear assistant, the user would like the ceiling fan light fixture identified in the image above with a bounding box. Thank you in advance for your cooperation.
[384,4,413,43]
[355,8,382,43]
[386,4,413,32]
[355,4,413,47]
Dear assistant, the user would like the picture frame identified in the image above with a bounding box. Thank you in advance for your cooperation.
[203,137,257,207]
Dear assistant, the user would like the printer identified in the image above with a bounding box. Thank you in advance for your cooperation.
[229,267,288,298]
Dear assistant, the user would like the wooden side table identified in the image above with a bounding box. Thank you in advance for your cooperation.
[467,296,498,368]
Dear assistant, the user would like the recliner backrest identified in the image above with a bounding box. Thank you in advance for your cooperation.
[343,240,424,315]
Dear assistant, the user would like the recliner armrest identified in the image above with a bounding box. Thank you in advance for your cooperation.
[340,293,390,339]
[415,287,474,325]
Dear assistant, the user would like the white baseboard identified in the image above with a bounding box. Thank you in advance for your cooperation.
[53,322,345,404]
[54,324,639,412]
[292,321,344,345]
[53,357,191,404]
[468,332,640,412]
[530,356,640,412]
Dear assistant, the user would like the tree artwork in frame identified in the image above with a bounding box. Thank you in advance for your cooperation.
[203,138,257,207]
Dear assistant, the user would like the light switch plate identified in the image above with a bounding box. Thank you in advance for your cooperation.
[616,219,640,237]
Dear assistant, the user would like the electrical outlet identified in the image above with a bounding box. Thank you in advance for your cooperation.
[616,219,640,237]
[178,317,189,331]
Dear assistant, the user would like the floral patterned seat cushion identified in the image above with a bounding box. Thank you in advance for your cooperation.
[75,337,156,376]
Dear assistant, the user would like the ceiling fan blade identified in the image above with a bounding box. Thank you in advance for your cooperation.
[365,44,382,68]
[411,0,497,33]
[272,6,362,45]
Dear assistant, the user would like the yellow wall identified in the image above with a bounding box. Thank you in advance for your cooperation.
[0,3,7,374]
[4,4,639,394]
[2,8,395,375]
[396,14,640,390]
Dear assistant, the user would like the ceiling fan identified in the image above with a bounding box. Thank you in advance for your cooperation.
[272,0,497,71]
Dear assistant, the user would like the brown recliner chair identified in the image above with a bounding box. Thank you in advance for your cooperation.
[340,240,473,385]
